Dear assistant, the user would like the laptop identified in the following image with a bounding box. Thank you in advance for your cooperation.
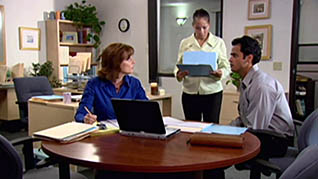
[111,98,180,139]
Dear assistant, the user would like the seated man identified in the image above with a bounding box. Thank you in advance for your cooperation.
[229,36,294,158]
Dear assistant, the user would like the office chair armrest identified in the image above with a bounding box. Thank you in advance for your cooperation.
[11,136,41,146]
[11,136,44,171]
[293,119,303,126]
[247,128,287,139]
[247,128,289,158]
[253,158,282,176]
[15,101,27,105]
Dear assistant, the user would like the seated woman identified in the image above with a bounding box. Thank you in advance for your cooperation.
[75,43,148,124]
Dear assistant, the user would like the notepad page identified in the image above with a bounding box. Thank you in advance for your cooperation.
[33,122,96,140]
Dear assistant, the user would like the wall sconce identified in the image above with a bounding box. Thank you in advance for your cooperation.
[176,17,187,26]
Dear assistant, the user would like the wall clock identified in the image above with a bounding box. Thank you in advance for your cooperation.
[118,18,130,32]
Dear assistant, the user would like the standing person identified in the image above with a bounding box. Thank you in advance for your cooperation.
[175,8,230,123]
[75,43,148,124]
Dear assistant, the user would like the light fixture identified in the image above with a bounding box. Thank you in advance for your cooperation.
[176,17,187,26]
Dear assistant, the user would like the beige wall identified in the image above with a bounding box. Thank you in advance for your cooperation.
[0,0,294,120]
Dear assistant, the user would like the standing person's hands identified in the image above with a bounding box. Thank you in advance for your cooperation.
[210,69,222,78]
[177,70,189,81]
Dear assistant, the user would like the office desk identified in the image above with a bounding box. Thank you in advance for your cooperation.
[0,83,19,121]
[53,88,172,116]
[28,93,172,136]
[28,100,78,136]
[42,132,260,179]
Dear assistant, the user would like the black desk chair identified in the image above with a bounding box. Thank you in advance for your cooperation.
[236,108,318,179]
[0,135,87,179]
[13,76,54,130]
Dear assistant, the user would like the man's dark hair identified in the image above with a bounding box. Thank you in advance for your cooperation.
[193,8,210,24]
[231,35,262,65]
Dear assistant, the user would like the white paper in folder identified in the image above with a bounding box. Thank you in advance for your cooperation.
[33,122,98,143]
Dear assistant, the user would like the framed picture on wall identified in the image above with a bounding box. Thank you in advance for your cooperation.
[245,24,272,60]
[19,27,40,51]
[248,0,270,20]
[62,32,78,43]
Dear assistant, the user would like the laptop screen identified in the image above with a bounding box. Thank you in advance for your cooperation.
[111,99,166,134]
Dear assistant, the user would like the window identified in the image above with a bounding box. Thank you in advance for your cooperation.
[148,0,223,82]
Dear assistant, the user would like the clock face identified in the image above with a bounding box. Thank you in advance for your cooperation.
[118,18,130,32]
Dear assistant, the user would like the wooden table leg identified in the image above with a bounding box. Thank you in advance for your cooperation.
[162,98,172,116]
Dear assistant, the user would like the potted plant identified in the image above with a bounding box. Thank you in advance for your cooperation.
[31,61,62,88]
[62,0,105,48]
[226,72,242,90]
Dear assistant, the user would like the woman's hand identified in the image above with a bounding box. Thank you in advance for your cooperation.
[177,70,189,81]
[84,113,97,124]
[210,69,222,78]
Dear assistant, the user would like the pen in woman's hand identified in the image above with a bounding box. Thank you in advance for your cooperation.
[84,106,92,115]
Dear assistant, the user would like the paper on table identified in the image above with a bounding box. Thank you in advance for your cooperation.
[163,117,211,133]
[201,124,247,135]
[100,119,119,129]
[183,51,218,71]
[33,122,98,143]
[32,95,63,101]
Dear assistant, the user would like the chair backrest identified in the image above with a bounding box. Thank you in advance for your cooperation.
[13,76,53,103]
[0,135,23,179]
[279,145,318,179]
[298,108,318,151]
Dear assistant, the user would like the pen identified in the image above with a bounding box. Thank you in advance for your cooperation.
[84,106,92,115]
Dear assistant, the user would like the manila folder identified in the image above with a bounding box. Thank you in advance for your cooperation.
[33,122,98,143]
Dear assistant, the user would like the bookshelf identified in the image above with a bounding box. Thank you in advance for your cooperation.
[294,75,315,121]
[46,20,96,81]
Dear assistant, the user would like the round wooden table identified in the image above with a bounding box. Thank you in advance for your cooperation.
[42,132,260,178]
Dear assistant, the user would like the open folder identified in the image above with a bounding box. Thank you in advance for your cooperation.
[33,122,98,143]
[177,64,213,77]
[178,51,218,77]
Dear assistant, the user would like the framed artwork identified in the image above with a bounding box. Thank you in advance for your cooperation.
[245,24,272,60]
[248,0,270,20]
[62,32,78,43]
[19,27,40,51]
[0,5,6,65]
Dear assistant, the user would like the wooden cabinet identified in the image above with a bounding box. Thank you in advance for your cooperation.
[220,90,239,125]
[0,86,19,121]
[46,20,95,81]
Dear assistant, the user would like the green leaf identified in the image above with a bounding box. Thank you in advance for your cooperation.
[63,1,105,48]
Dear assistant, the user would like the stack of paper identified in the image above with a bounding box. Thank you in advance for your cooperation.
[163,117,211,133]
[68,52,92,74]
[33,122,98,143]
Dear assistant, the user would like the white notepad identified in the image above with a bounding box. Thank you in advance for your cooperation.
[33,122,98,143]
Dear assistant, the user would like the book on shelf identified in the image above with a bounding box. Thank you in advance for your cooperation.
[295,99,305,116]
[59,46,69,65]
[62,66,69,83]
[33,122,98,143]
